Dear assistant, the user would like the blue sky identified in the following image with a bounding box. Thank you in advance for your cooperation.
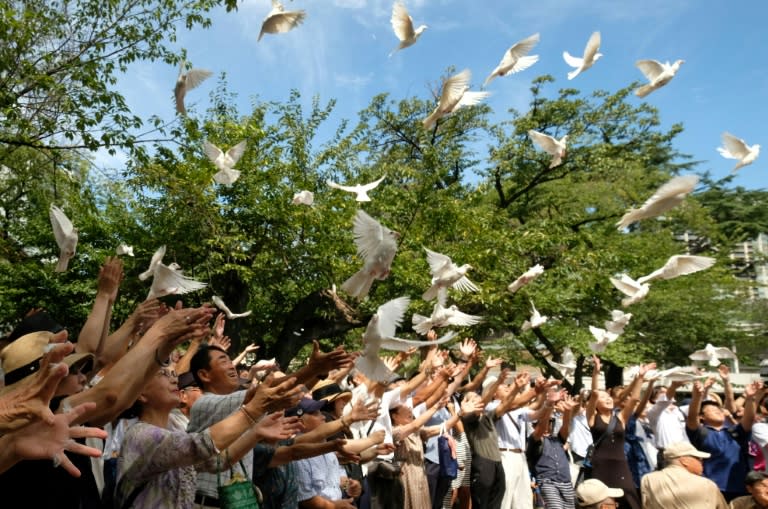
[104,0,766,190]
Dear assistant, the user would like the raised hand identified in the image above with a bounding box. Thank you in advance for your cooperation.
[485,356,503,369]
[254,411,302,441]
[349,398,380,423]
[97,256,124,303]
[130,299,165,334]
[209,335,231,352]
[514,371,531,390]
[459,338,477,359]
[718,364,730,381]
[592,355,601,373]
[243,375,302,415]
[308,340,355,374]
[638,362,657,377]
[212,312,226,340]
[745,380,765,399]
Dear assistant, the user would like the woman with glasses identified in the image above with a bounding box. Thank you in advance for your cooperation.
[114,365,302,508]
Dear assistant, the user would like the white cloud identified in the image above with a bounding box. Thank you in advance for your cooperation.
[334,71,374,91]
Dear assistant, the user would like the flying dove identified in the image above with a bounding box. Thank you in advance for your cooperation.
[604,309,632,334]
[423,69,490,130]
[588,325,619,353]
[634,59,684,98]
[636,255,716,285]
[521,300,547,331]
[483,33,540,87]
[356,296,456,382]
[258,0,307,42]
[528,130,568,168]
[174,59,213,116]
[341,210,400,299]
[616,174,699,229]
[655,365,701,382]
[212,295,252,320]
[140,246,207,300]
[718,132,760,173]
[292,190,314,206]
[548,346,576,378]
[689,343,737,367]
[609,274,650,307]
[507,264,544,293]
[116,244,135,257]
[412,293,483,335]
[203,140,247,185]
[562,31,602,80]
[422,248,478,302]
[326,176,385,202]
[49,204,78,272]
[389,1,427,57]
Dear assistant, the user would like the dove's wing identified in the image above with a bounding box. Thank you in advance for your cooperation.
[203,141,223,164]
[326,180,357,193]
[454,90,490,109]
[583,31,601,62]
[351,210,385,261]
[508,33,540,61]
[153,263,207,295]
[359,175,386,192]
[391,2,415,42]
[424,248,452,275]
[635,60,664,82]
[261,8,306,37]
[212,295,234,317]
[445,308,483,327]
[609,275,642,297]
[185,68,213,90]
[561,347,575,366]
[711,346,737,359]
[140,245,166,281]
[213,169,241,186]
[688,350,712,361]
[49,205,74,248]
[647,175,699,203]
[638,255,716,284]
[375,296,410,339]
[452,276,479,294]
[562,51,583,68]
[720,132,750,159]
[528,130,560,156]
[380,331,457,352]
[439,69,472,107]
[225,140,248,166]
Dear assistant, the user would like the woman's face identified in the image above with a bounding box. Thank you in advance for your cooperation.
[141,367,180,411]
[55,361,90,396]
[596,390,615,411]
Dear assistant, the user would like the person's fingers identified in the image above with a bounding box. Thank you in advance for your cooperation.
[65,440,104,458]
[58,454,82,478]
[68,425,108,441]
[65,402,97,425]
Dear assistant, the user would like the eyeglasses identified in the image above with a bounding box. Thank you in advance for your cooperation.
[158,368,177,379]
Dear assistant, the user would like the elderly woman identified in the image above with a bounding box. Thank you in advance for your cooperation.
[576,478,624,509]
[115,367,301,508]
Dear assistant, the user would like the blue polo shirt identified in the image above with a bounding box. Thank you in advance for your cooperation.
[686,423,750,495]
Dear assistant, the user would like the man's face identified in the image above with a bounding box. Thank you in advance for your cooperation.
[700,403,725,426]
[300,410,325,431]
[200,349,239,394]
[747,479,768,506]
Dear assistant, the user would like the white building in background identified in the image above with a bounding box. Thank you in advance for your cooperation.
[730,232,768,299]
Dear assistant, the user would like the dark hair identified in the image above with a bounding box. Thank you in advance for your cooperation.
[700,400,721,412]
[190,344,228,388]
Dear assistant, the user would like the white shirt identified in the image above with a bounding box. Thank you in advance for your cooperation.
[569,412,593,457]
[647,396,690,448]
[486,401,531,450]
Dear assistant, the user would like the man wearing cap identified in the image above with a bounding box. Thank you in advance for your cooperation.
[576,478,623,509]
[730,471,768,509]
[640,441,728,509]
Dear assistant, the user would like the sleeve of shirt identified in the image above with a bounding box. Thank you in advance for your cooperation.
[646,399,671,429]
[485,400,501,420]
[729,423,751,445]
[187,391,246,432]
[294,458,321,502]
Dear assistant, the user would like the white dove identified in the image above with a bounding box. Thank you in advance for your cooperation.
[116,244,134,257]
[326,176,385,202]
[258,0,307,42]
[483,33,540,87]
[139,246,207,300]
[616,174,699,229]
[634,59,684,98]
[528,130,568,168]
[521,300,547,331]
[507,264,544,293]
[588,325,619,353]
[203,140,247,185]
[49,204,78,272]
[609,274,650,307]
[689,343,737,367]
[422,248,478,302]
[356,296,456,381]
[341,210,400,299]
[636,255,716,285]
[655,365,701,382]
[563,31,602,80]
[423,69,490,130]
[548,346,576,378]
[174,59,213,116]
[389,1,427,57]
[292,190,314,206]
[412,294,483,335]
[211,295,252,320]
[718,132,760,173]
[604,309,632,334]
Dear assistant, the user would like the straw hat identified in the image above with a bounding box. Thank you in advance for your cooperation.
[311,379,352,404]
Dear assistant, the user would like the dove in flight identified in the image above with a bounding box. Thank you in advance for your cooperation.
[116,244,134,257]
[174,59,213,116]
[422,248,478,302]
[507,264,544,293]
[604,309,632,334]
[412,293,482,335]
[292,190,314,206]
[139,246,207,300]
[212,295,252,320]
[588,325,619,353]
[689,343,737,367]
[656,366,701,383]
[634,59,684,98]
[609,274,650,307]
[203,140,247,185]
[483,33,540,87]
[528,130,568,168]
[49,204,78,272]
[423,69,490,130]
[636,255,716,285]
[341,210,400,299]
[563,31,602,80]
[326,175,385,202]
[521,300,547,331]
[616,174,699,230]
[258,0,307,42]
[718,132,760,173]
[548,346,576,378]
[356,296,456,381]
[389,1,427,57]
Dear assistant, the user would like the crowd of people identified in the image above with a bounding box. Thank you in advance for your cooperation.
[1,257,767,509]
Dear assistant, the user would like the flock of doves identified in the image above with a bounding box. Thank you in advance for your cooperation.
[47,1,760,382]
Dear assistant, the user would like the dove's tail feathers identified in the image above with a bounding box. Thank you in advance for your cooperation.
[258,30,265,42]
[567,68,581,81]
[412,313,428,326]
[341,270,375,299]
[230,310,253,320]
[138,269,153,281]
[412,321,432,335]
[422,285,440,302]
[635,84,654,98]
[422,113,438,131]
[55,256,69,272]
[482,74,496,88]
[589,342,607,353]
[708,358,720,368]
[621,295,637,308]
[355,355,394,383]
